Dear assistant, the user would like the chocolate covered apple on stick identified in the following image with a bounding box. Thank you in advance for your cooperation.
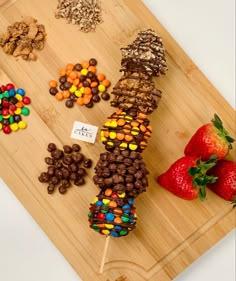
[87,28,167,272]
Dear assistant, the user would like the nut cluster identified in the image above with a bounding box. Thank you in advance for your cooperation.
[0,17,46,61]
[38,143,92,194]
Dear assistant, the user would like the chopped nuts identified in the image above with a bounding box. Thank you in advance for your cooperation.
[0,17,46,61]
[55,0,103,33]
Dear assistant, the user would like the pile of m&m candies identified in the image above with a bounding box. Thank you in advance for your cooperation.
[48,58,111,108]
[0,83,31,134]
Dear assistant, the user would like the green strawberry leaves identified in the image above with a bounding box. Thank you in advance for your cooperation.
[188,154,218,201]
[212,114,235,149]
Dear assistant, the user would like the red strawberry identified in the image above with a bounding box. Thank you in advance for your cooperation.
[157,155,217,200]
[184,114,235,160]
[207,160,236,201]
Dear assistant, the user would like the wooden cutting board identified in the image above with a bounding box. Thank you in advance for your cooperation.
[0,1,235,280]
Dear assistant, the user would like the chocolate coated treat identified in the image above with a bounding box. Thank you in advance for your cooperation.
[111,72,162,114]
[101,109,152,152]
[93,148,149,197]
[120,29,168,77]
[88,189,137,237]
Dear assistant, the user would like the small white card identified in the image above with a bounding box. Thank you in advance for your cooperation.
[70,121,98,144]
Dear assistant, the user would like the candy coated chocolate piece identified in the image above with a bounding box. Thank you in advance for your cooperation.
[88,189,137,237]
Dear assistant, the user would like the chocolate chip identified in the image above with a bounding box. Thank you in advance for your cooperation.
[91,87,98,95]
[102,168,111,178]
[72,144,81,152]
[72,153,83,163]
[87,71,95,79]
[74,177,85,186]
[79,75,86,82]
[61,167,70,178]
[83,159,92,168]
[69,163,78,172]
[134,171,143,179]
[63,145,73,154]
[47,166,55,176]
[59,83,66,91]
[61,179,71,188]
[89,58,97,66]
[47,143,57,152]
[49,87,58,96]
[2,119,10,126]
[126,183,134,191]
[51,176,59,185]
[14,115,22,123]
[55,169,63,179]
[70,94,77,101]
[85,102,94,108]
[59,185,67,194]
[45,157,55,165]
[63,155,73,165]
[83,80,90,87]
[74,63,82,71]
[70,172,78,181]
[51,149,63,160]
[92,94,100,103]
[64,81,72,90]
[55,161,63,168]
[78,167,86,176]
[47,184,55,194]
[101,92,110,101]
[59,76,67,84]
[65,99,74,108]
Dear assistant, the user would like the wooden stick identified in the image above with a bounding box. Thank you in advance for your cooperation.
[99,236,110,274]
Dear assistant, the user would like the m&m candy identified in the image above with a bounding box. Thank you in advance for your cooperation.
[0,83,31,134]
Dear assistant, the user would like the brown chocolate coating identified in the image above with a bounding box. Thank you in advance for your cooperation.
[111,72,162,115]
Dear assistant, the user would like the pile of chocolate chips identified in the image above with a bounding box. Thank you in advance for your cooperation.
[93,147,149,198]
[38,143,92,194]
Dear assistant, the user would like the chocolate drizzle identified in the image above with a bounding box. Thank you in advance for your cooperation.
[88,29,167,238]
[120,29,168,77]
[111,72,162,114]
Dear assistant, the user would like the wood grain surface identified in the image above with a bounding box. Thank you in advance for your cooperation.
[0,1,235,280]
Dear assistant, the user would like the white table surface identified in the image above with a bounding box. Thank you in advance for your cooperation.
[0,0,235,280]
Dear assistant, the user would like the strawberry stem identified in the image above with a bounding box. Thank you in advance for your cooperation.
[212,114,235,149]
[188,155,218,201]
